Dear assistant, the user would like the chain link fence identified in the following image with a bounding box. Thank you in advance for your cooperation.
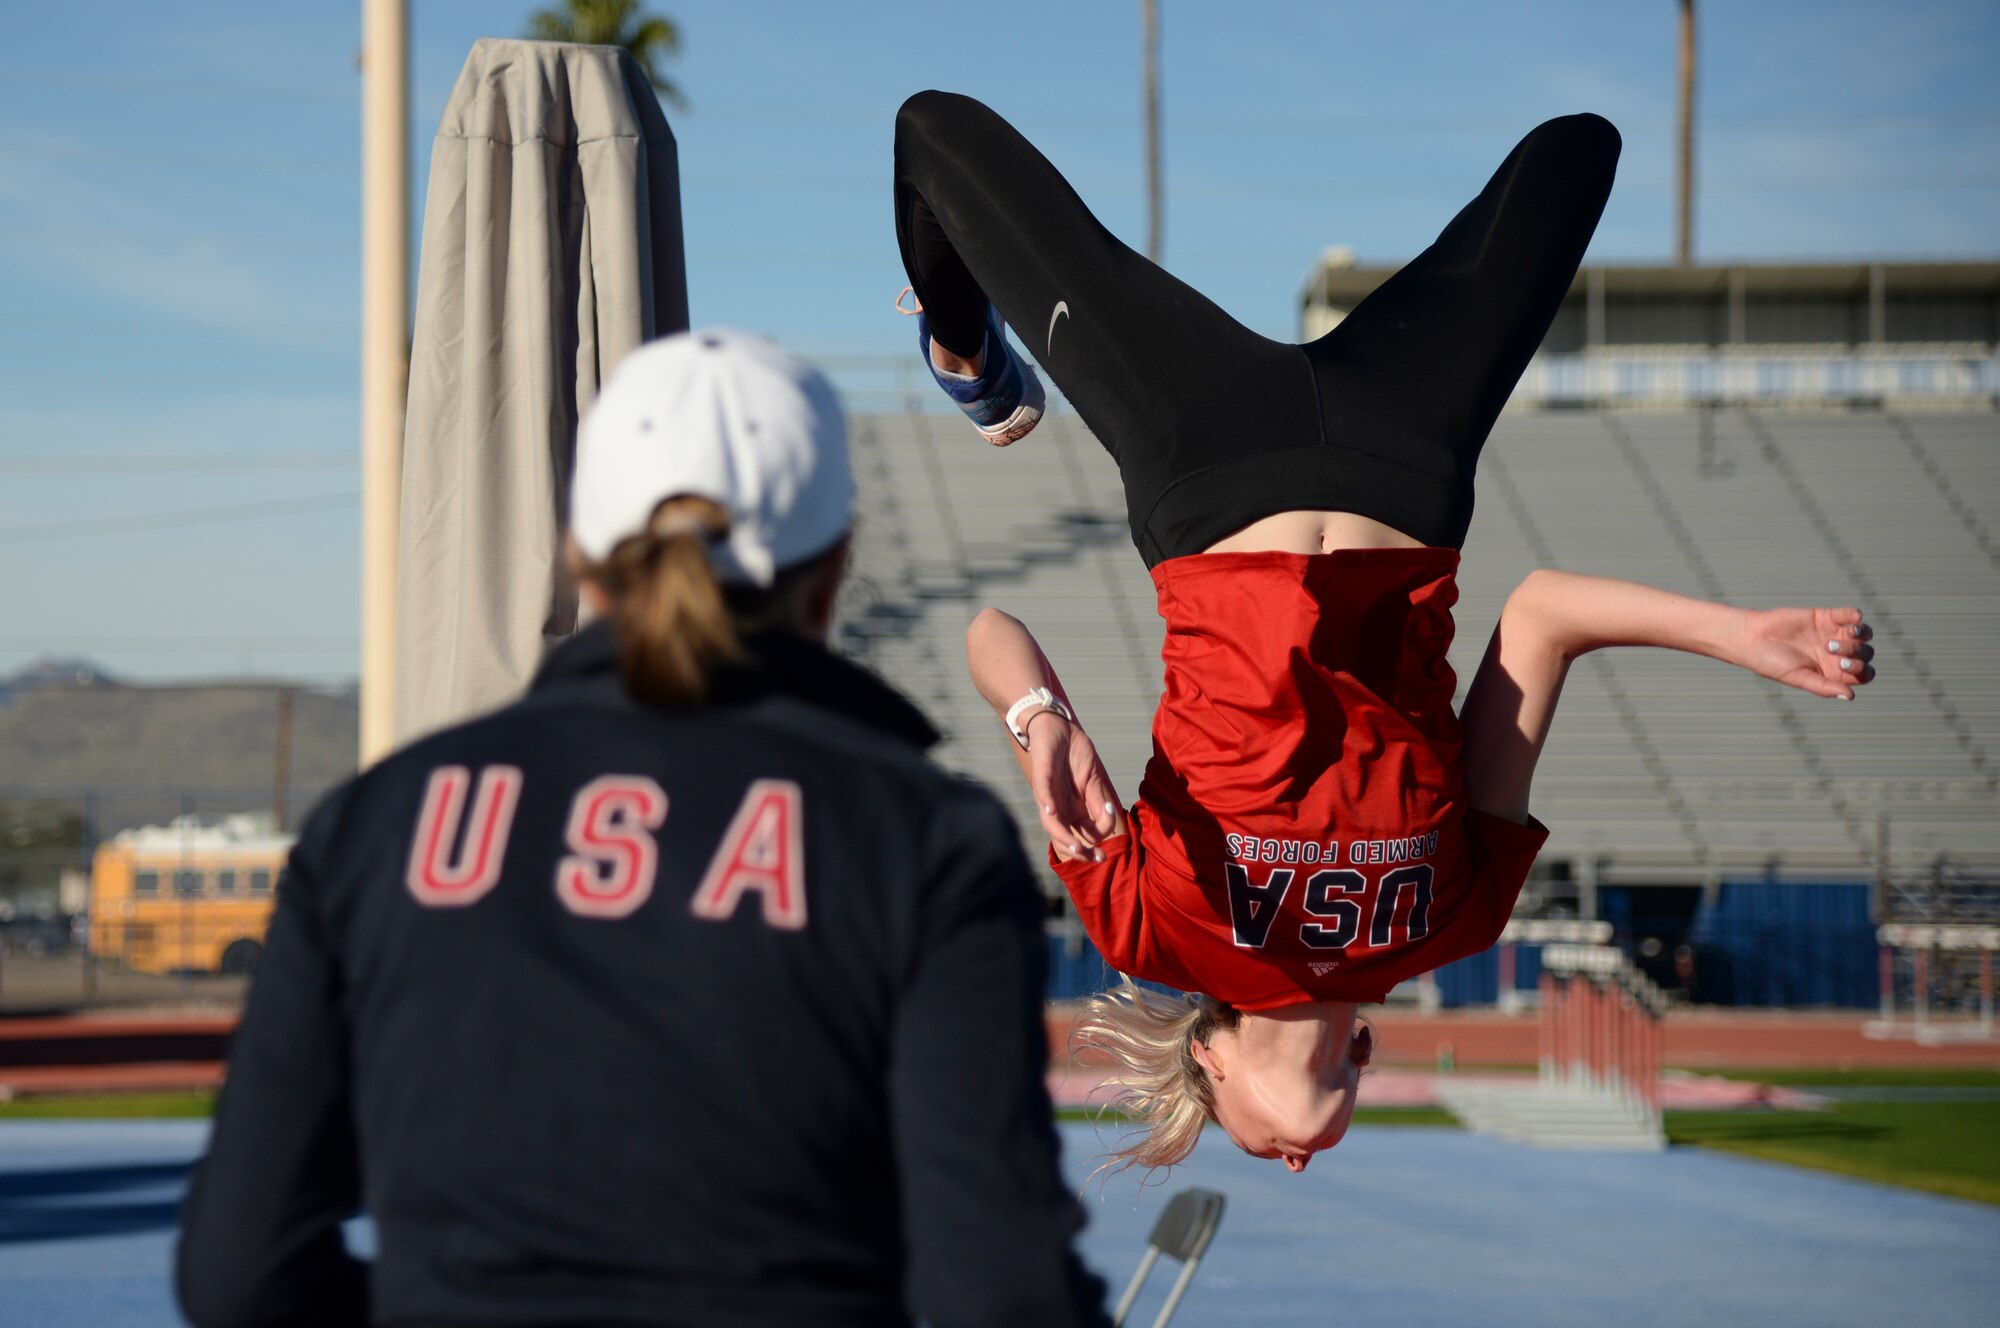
[0,784,334,1015]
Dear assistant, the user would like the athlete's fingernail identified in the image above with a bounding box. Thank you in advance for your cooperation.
[1827,640,1841,653]
[1093,849,1105,863]
[1104,801,1116,816]
[1042,804,1053,814]
[1840,658,1853,672]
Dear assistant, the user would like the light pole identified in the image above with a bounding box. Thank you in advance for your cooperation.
[360,0,410,765]
[1676,0,1696,264]
[1142,0,1162,264]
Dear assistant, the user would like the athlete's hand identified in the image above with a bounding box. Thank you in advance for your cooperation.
[1739,606,1876,700]
[1026,712,1124,861]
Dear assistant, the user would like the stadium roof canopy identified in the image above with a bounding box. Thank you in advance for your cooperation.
[1301,257,2000,351]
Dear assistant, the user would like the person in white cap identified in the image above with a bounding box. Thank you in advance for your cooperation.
[178,330,1110,1328]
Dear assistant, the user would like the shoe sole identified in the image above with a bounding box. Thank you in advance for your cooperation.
[973,366,1046,446]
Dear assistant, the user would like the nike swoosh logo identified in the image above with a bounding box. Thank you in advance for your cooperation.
[1046,301,1069,356]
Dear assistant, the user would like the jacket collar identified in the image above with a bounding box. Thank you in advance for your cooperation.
[531,620,940,751]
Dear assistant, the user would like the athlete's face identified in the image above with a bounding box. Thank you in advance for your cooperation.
[1199,1023,1371,1173]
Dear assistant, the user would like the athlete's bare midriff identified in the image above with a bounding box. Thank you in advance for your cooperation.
[1201,509,1429,556]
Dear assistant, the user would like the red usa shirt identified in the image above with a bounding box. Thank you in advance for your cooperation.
[1052,549,1547,1010]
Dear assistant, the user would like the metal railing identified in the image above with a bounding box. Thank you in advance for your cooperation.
[1512,348,1999,407]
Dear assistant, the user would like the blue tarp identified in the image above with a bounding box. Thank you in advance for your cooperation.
[1436,943,1545,1007]
[1050,877,1878,1007]
[1689,880,1876,1007]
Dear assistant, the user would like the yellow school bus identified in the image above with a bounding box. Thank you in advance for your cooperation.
[89,813,294,975]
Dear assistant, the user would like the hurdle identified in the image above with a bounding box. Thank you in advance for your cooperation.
[1495,918,1613,1012]
[1435,935,1667,1149]
[1539,943,1668,1133]
[1863,923,2000,1045]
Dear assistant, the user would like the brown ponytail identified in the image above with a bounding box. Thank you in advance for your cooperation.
[590,496,741,706]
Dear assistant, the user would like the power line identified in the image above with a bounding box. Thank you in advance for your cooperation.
[1168,111,2000,134]
[0,635,355,650]
[8,133,1994,191]
[0,68,355,106]
[5,67,1995,135]
[0,342,352,363]
[657,104,2000,133]
[0,140,351,177]
[684,169,2000,198]
[0,492,357,544]
[0,453,352,475]
[0,229,355,261]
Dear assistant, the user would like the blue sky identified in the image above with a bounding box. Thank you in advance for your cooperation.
[2,0,1994,685]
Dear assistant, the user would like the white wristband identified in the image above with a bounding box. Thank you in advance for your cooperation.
[1005,687,1074,751]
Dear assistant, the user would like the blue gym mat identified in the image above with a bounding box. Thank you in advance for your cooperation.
[2,1119,1995,1326]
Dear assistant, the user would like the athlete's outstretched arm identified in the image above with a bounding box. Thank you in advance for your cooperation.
[965,608,1123,860]
[1460,569,1876,824]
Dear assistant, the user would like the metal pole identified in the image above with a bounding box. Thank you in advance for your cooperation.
[360,0,411,767]
[179,793,194,992]
[1676,0,1696,264]
[81,790,98,1002]
[1538,971,1556,1084]
[1112,1247,1160,1326]
[1981,949,1993,1038]
[1141,0,1162,264]
[1153,1256,1204,1328]
[1564,975,1579,1087]
[1871,813,1889,922]
[1586,267,1606,349]
[1914,949,1930,1032]
[273,686,293,831]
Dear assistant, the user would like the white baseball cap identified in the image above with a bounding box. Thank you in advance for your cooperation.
[571,329,855,586]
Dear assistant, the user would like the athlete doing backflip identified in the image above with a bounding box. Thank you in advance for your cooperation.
[892,91,1877,1175]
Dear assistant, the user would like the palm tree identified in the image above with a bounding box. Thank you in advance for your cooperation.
[526,0,685,107]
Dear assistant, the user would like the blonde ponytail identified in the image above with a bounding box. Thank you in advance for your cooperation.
[591,496,741,706]
[1072,979,1238,1176]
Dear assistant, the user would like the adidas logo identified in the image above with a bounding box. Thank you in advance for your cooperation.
[1309,961,1341,977]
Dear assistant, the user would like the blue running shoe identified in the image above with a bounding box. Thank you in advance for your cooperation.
[910,299,1045,446]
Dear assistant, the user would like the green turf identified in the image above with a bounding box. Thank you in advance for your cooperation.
[0,1091,216,1119]
[1056,1105,1460,1128]
[1710,1066,2000,1089]
[1347,1107,1460,1127]
[1666,1100,2000,1206]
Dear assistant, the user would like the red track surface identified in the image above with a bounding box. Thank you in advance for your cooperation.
[0,1015,236,1042]
[1048,1006,2000,1070]
[0,1062,224,1095]
[4,1006,1996,1097]
[0,1013,234,1096]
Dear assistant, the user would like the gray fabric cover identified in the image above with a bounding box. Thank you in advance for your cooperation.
[396,38,688,744]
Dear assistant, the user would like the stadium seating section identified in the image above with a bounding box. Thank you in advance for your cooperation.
[835,401,2000,915]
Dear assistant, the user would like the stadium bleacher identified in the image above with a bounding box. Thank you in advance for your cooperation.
[833,398,2000,912]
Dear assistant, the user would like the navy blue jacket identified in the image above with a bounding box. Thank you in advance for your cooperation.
[177,623,1107,1327]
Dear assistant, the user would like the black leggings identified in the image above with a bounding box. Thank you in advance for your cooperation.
[893,91,1620,566]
